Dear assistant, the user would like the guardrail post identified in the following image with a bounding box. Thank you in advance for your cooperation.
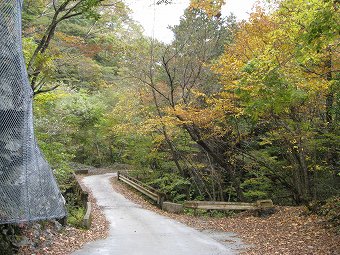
[117,171,120,180]
[256,199,274,209]
[83,202,92,229]
[158,193,165,209]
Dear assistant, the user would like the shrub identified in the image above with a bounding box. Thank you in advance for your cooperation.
[147,173,191,203]
[67,206,85,229]
[308,196,340,233]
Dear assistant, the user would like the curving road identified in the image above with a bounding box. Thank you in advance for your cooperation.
[72,173,241,255]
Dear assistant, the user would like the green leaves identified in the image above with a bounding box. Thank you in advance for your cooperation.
[26,0,338,206]
[147,173,191,202]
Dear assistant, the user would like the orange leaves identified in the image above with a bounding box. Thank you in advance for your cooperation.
[56,32,108,57]
[57,32,84,45]
[167,97,235,137]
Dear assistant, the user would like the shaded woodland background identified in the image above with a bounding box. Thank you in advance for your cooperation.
[22,0,339,207]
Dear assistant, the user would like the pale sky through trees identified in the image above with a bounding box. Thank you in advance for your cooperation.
[125,0,255,43]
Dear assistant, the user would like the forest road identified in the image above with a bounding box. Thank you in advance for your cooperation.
[72,173,241,255]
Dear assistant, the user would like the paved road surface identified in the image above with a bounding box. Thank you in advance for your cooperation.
[72,173,240,255]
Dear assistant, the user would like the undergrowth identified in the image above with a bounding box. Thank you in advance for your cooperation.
[308,196,340,233]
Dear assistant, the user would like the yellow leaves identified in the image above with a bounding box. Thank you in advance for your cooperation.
[35,90,68,104]
[175,106,216,126]
[212,92,242,114]
[298,75,330,92]
[190,89,207,98]
[189,0,225,17]
[142,115,184,133]
[211,0,335,123]
[212,8,276,85]
[169,101,227,136]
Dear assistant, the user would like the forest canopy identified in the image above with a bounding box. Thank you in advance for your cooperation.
[22,0,339,205]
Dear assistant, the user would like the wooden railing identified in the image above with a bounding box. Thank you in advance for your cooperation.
[117,172,274,215]
[183,199,274,211]
[117,172,165,208]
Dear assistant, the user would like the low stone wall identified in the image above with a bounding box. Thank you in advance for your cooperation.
[71,174,92,229]
[162,202,184,214]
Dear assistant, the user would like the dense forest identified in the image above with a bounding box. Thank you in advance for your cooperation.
[22,0,339,206]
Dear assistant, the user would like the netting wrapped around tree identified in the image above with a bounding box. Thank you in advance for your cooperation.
[0,0,66,224]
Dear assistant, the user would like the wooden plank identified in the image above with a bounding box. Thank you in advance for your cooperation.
[195,201,256,206]
[124,175,159,193]
[198,204,255,210]
[183,201,198,208]
[118,172,158,193]
[118,173,165,208]
[183,200,274,211]
[256,199,274,208]
[184,201,262,211]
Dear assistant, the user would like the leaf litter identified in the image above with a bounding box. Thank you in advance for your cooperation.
[110,176,340,255]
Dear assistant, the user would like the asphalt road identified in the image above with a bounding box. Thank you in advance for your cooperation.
[72,173,239,255]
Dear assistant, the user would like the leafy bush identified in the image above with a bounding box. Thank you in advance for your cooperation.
[308,196,340,233]
[241,177,272,202]
[147,173,191,203]
[318,197,340,233]
[67,206,85,228]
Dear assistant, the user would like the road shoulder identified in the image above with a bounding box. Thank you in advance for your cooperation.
[111,176,340,255]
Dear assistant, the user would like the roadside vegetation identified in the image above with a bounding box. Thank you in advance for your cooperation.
[24,0,339,206]
[4,0,337,253]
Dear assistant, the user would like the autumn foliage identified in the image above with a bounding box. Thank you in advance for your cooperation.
[23,0,339,207]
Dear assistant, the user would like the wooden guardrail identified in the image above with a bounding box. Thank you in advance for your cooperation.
[117,172,165,208]
[183,199,274,211]
[116,172,274,215]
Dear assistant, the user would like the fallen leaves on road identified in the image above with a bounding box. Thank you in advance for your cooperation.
[111,177,340,255]
[19,176,109,255]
